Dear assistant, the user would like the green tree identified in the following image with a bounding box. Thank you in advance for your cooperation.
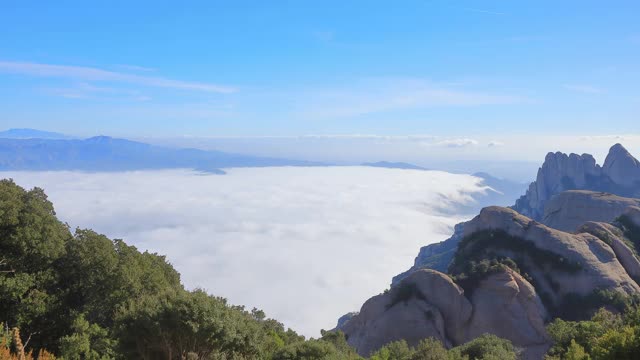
[591,326,640,360]
[368,340,413,360]
[448,334,517,360]
[58,314,115,360]
[410,338,448,360]
[563,339,590,360]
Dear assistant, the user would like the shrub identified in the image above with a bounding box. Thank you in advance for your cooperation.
[369,340,412,360]
[448,334,517,360]
[451,230,582,276]
[450,258,518,299]
[386,282,427,309]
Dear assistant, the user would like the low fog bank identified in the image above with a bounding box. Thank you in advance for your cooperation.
[3,167,491,336]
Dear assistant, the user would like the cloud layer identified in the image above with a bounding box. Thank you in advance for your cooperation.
[4,167,489,336]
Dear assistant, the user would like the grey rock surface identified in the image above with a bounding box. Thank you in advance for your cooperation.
[543,190,640,232]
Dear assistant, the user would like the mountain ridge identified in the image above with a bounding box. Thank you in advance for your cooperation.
[0,135,325,173]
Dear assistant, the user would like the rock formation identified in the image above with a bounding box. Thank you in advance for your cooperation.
[603,143,640,187]
[342,144,640,358]
[344,205,640,357]
[342,269,472,356]
[514,143,640,220]
[460,207,640,306]
[543,190,640,232]
[393,144,640,288]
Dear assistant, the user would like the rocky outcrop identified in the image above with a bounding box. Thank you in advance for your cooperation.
[462,206,640,306]
[463,268,550,359]
[343,270,472,356]
[394,144,640,289]
[513,152,601,220]
[344,267,551,358]
[334,312,358,331]
[624,206,640,227]
[578,221,640,281]
[345,206,640,357]
[344,144,640,358]
[603,144,640,187]
[513,144,640,220]
[542,190,640,232]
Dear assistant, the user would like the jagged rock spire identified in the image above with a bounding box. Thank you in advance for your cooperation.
[603,143,640,186]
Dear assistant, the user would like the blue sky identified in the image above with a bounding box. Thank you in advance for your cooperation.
[0,0,639,137]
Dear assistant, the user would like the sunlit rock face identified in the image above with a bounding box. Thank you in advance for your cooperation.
[542,190,640,232]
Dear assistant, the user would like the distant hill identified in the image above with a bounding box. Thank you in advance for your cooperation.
[0,136,325,173]
[361,161,429,171]
[0,128,71,139]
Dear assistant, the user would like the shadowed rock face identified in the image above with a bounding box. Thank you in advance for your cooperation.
[603,144,640,187]
[624,206,640,227]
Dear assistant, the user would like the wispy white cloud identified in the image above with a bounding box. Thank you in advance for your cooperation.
[434,138,479,148]
[563,84,604,94]
[488,141,505,147]
[0,61,236,93]
[113,64,156,72]
[294,78,530,119]
[44,82,152,101]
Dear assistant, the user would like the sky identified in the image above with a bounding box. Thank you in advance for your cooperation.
[1,1,639,137]
[3,167,491,336]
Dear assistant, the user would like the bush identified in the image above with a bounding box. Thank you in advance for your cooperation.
[410,338,448,360]
[448,334,517,360]
[369,340,413,360]
[451,230,582,276]
[450,258,517,299]
[386,282,427,309]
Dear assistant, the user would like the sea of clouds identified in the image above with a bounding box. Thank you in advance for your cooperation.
[3,167,490,337]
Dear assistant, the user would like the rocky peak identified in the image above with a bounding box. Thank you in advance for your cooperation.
[513,144,640,220]
[603,143,640,187]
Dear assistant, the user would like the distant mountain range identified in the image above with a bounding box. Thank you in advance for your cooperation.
[0,132,323,173]
[0,128,72,140]
[0,130,530,205]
